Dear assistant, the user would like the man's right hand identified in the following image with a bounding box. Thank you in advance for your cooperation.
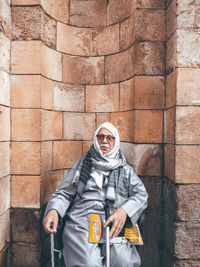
[43,209,59,234]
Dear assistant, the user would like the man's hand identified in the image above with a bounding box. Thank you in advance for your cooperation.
[43,209,59,234]
[104,208,127,238]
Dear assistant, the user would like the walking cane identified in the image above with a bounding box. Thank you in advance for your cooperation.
[105,202,111,267]
[50,222,55,267]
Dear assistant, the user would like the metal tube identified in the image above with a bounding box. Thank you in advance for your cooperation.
[106,226,110,267]
[50,233,55,267]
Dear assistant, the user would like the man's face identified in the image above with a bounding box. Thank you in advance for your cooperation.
[97,128,115,154]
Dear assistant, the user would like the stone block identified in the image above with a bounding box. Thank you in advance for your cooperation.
[120,77,135,111]
[166,70,177,108]
[41,77,53,110]
[63,54,104,84]
[86,84,119,112]
[0,70,10,106]
[41,141,52,173]
[11,176,40,208]
[135,76,165,109]
[53,141,82,169]
[135,42,165,75]
[163,211,175,255]
[107,0,134,25]
[164,107,175,143]
[175,145,200,183]
[167,0,177,40]
[166,31,177,74]
[83,141,93,154]
[135,10,166,41]
[12,0,40,4]
[41,0,69,23]
[0,0,11,38]
[11,109,40,141]
[41,110,62,140]
[135,110,163,143]
[0,33,10,73]
[142,177,162,208]
[120,14,135,51]
[41,10,56,49]
[11,41,41,74]
[53,83,84,112]
[10,242,41,267]
[41,44,62,81]
[69,0,107,27]
[11,142,40,175]
[0,176,10,215]
[63,113,95,140]
[110,111,134,142]
[0,210,10,252]
[0,105,10,141]
[135,0,165,9]
[164,144,175,181]
[0,142,10,178]
[96,113,110,127]
[0,243,10,267]
[176,106,200,144]
[11,75,40,108]
[163,176,176,219]
[11,6,41,40]
[40,170,63,205]
[175,260,200,267]
[11,209,40,243]
[105,46,134,83]
[92,24,119,56]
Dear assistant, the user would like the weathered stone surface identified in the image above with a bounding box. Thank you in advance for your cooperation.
[11,109,40,141]
[135,10,166,41]
[166,70,177,108]
[11,75,40,108]
[105,46,134,83]
[120,78,135,111]
[135,110,163,143]
[0,142,10,178]
[163,211,175,255]
[41,77,53,110]
[83,141,93,154]
[12,0,40,4]
[166,31,177,74]
[175,260,200,267]
[120,14,135,51]
[11,176,40,208]
[142,177,162,208]
[0,243,10,267]
[41,0,69,23]
[53,83,85,112]
[0,210,10,251]
[0,0,11,38]
[167,0,177,39]
[176,106,200,144]
[165,144,175,182]
[41,141,52,173]
[0,105,10,141]
[136,0,165,9]
[86,84,119,112]
[135,76,165,109]
[0,176,10,215]
[63,54,104,84]
[41,10,56,49]
[70,0,107,27]
[41,110,62,140]
[63,113,95,140]
[164,107,175,143]
[163,177,176,219]
[0,33,10,73]
[0,70,10,106]
[11,6,41,40]
[135,42,165,75]
[96,113,110,127]
[11,209,40,242]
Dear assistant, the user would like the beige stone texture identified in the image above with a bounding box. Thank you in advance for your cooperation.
[53,141,82,169]
[0,240,9,266]
[164,144,175,181]
[120,78,135,111]
[0,105,10,141]
[63,113,95,140]
[135,76,165,109]
[166,31,177,73]
[11,176,40,208]
[120,143,162,176]
[69,0,107,27]
[107,0,134,25]
[11,109,40,141]
[135,42,165,75]
[41,110,62,140]
[92,24,119,56]
[0,33,10,73]
[0,0,11,38]
[57,22,91,56]
[0,176,10,215]
[135,10,166,41]
[120,15,135,51]
[167,0,177,40]
[11,41,41,74]
[11,142,40,175]
[110,111,134,142]
[105,46,134,83]
[41,44,62,81]
[176,145,200,183]
[41,141,52,173]
[135,110,163,143]
[166,70,177,108]
[83,141,93,154]
[176,106,200,144]
[63,55,104,85]
[96,113,110,127]
[0,210,10,251]
[0,142,10,178]
[0,70,10,106]
[11,6,41,40]
[135,0,165,8]
[12,0,40,4]
[53,83,85,112]
[41,10,56,49]
[86,84,119,112]
[41,170,63,206]
[41,0,69,23]
[164,107,175,144]
[41,76,53,110]
[11,75,40,108]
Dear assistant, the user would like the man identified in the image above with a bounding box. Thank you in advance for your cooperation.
[43,122,148,267]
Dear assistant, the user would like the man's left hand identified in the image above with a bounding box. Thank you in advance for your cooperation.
[104,208,127,238]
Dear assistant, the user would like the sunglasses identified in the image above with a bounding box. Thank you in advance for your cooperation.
[96,134,115,142]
